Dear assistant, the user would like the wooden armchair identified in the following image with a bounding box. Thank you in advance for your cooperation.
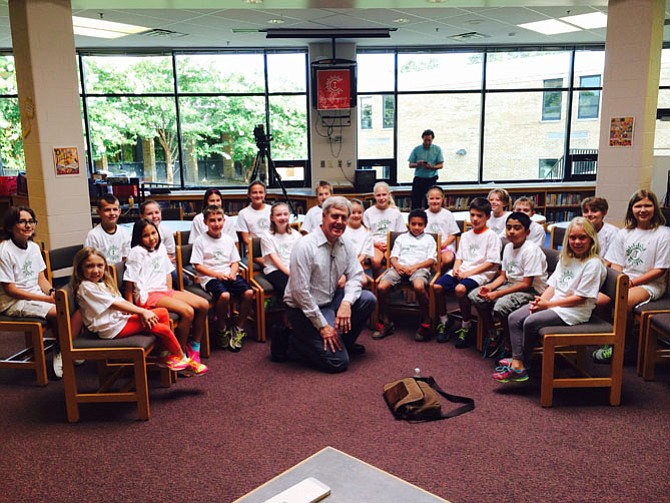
[176,242,260,344]
[377,231,441,329]
[42,244,83,289]
[175,229,190,246]
[173,245,211,356]
[537,268,629,407]
[55,284,171,422]
[637,310,670,380]
[634,271,670,376]
[549,225,566,250]
[0,314,55,386]
[246,237,276,343]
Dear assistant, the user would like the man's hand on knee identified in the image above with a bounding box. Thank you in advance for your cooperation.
[336,301,352,333]
[320,325,342,353]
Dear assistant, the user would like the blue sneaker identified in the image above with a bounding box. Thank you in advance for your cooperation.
[492,365,528,383]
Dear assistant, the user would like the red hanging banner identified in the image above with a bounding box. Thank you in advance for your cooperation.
[315,68,351,110]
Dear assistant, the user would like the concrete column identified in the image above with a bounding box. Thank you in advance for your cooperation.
[309,42,358,189]
[596,0,665,224]
[9,0,91,249]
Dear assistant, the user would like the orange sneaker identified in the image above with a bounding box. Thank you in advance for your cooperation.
[185,359,209,376]
[158,354,190,371]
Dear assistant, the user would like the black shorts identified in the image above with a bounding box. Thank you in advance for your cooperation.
[205,276,252,301]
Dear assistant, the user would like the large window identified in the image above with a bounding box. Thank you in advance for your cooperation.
[79,50,308,188]
[0,55,22,175]
[358,47,602,184]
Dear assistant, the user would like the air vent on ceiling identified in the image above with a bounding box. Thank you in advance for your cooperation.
[449,31,489,42]
[141,28,188,38]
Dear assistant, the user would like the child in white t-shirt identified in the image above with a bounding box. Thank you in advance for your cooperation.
[580,196,619,258]
[496,217,606,383]
[434,197,502,348]
[124,219,209,375]
[595,190,670,362]
[72,247,190,372]
[487,188,511,240]
[363,182,405,277]
[469,212,548,358]
[237,180,271,244]
[425,185,460,270]
[84,194,130,264]
[344,199,374,271]
[512,196,546,247]
[374,209,437,342]
[301,181,332,234]
[261,202,301,300]
[192,206,254,352]
[188,189,238,245]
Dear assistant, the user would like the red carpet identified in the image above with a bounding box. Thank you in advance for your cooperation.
[1,320,669,502]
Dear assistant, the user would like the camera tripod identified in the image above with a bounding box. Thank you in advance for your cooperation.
[250,143,298,219]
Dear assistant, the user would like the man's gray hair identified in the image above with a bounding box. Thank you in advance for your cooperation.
[322,196,352,216]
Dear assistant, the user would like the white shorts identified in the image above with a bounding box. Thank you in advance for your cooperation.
[3,299,53,319]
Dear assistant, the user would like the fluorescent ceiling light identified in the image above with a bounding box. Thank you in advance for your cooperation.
[517,19,581,35]
[72,16,149,39]
[559,12,608,29]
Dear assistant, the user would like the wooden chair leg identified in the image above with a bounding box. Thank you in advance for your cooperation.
[201,316,211,358]
[637,313,651,376]
[30,326,49,386]
[132,353,151,421]
[642,324,658,381]
[609,343,624,406]
[256,290,266,342]
[62,355,80,422]
[541,340,555,408]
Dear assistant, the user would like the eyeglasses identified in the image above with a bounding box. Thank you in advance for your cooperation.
[17,219,37,226]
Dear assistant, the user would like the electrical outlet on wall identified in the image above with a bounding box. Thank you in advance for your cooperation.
[320,160,325,168]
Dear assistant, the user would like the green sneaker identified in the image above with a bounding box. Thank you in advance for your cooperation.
[454,326,472,349]
[217,327,231,349]
[435,322,450,343]
[229,326,247,352]
[593,344,612,363]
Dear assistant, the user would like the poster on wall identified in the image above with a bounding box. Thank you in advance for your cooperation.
[609,116,634,147]
[53,146,80,175]
[315,68,351,110]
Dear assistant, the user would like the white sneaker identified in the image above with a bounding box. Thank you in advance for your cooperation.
[52,350,63,379]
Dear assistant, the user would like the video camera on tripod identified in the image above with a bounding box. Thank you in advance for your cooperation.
[250,124,298,218]
[253,124,272,151]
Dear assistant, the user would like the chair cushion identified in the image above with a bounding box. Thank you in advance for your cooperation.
[253,274,275,293]
[634,296,670,315]
[186,285,213,301]
[538,315,613,336]
[650,312,670,333]
[73,333,157,350]
[0,314,47,325]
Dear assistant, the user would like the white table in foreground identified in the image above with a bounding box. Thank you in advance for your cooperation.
[235,446,450,503]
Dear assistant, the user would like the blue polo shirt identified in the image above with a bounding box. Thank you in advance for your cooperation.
[408,143,444,178]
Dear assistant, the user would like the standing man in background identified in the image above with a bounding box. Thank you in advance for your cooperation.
[408,129,444,209]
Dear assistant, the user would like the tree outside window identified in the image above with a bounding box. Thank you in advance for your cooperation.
[542,78,563,121]
[360,98,372,129]
[382,95,395,129]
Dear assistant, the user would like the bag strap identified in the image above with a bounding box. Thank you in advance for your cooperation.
[415,376,475,421]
